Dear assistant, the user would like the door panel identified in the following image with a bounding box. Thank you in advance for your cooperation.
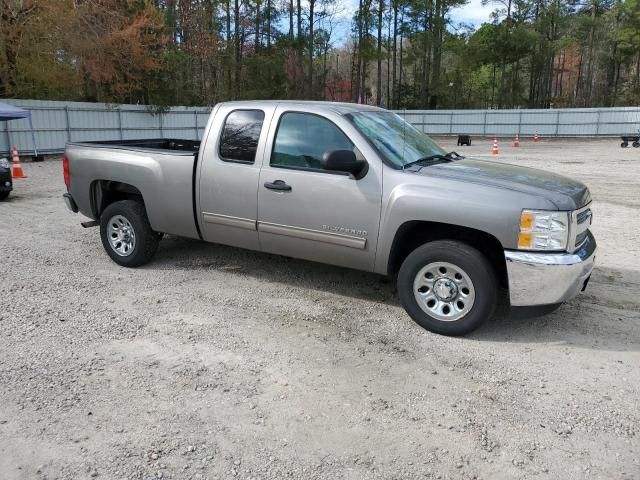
[257,108,382,271]
[198,105,275,251]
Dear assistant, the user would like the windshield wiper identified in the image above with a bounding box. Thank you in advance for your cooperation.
[403,151,465,170]
[445,151,465,159]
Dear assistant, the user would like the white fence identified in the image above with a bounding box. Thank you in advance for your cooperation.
[1,99,211,155]
[2,99,639,155]
[397,107,640,137]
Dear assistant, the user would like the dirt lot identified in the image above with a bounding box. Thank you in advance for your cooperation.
[0,138,638,480]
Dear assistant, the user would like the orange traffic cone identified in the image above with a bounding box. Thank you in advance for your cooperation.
[491,137,499,155]
[11,146,27,179]
[534,130,539,143]
[513,134,520,148]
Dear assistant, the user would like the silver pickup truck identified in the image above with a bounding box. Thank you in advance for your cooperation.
[62,101,596,336]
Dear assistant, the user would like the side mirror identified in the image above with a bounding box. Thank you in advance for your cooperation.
[321,150,368,179]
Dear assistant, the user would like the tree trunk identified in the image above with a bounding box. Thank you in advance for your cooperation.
[354,0,363,102]
[613,60,621,105]
[309,0,315,97]
[386,8,391,105]
[266,0,271,50]
[361,0,371,103]
[429,0,443,109]
[226,0,232,98]
[392,1,398,108]
[289,0,294,39]
[255,0,261,51]
[559,50,565,99]
[420,7,430,107]
[4,42,18,96]
[575,51,583,102]
[296,0,303,96]
[321,44,329,99]
[351,41,358,101]
[376,0,384,106]
[398,12,404,108]
[234,0,241,98]
[297,0,302,39]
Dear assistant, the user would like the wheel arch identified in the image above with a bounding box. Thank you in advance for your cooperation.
[387,220,508,288]
[91,180,146,218]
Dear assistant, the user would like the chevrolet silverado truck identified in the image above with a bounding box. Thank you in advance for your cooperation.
[62,101,596,336]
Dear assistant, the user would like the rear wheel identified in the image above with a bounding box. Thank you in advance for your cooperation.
[398,240,498,336]
[633,141,640,148]
[0,191,9,201]
[100,200,159,267]
[621,142,628,148]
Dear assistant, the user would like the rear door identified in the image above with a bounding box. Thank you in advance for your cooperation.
[197,104,275,251]
[256,106,382,271]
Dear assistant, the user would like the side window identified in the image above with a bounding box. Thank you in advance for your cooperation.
[271,112,353,170]
[219,110,265,163]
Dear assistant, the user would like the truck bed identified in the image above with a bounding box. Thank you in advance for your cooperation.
[65,138,201,239]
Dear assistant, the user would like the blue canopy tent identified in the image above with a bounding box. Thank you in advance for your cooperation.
[0,101,39,156]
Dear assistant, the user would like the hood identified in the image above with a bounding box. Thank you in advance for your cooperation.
[411,157,590,210]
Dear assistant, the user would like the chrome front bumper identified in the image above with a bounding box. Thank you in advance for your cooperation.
[504,231,597,306]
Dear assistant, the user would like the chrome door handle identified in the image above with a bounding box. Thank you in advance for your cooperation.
[264,180,292,191]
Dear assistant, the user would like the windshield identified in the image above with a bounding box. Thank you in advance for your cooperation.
[347,111,445,169]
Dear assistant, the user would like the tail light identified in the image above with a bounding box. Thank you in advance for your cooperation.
[62,155,70,191]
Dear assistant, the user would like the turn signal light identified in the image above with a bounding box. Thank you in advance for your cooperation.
[519,211,535,231]
[518,232,533,249]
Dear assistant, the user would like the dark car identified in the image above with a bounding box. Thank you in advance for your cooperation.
[0,157,12,200]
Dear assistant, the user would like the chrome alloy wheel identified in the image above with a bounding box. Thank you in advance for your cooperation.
[413,261,476,321]
[106,215,136,257]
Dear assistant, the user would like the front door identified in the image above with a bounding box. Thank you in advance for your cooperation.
[257,108,382,271]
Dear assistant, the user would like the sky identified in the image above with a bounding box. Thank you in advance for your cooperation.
[330,0,495,45]
[450,0,495,25]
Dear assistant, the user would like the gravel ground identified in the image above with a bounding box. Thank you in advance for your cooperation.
[0,138,639,480]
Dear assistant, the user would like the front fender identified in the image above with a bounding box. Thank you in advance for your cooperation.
[374,177,556,275]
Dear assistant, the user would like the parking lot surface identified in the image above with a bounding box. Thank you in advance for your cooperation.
[1,138,639,479]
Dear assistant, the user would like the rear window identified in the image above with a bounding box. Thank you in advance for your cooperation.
[219,110,265,163]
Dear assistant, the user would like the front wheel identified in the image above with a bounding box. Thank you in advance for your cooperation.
[0,191,9,201]
[633,141,640,148]
[99,200,159,267]
[397,240,498,336]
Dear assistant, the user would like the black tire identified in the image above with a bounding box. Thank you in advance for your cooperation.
[100,200,159,267]
[0,191,9,201]
[621,142,628,148]
[397,240,498,336]
[633,141,640,148]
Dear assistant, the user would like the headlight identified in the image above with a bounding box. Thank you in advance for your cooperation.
[0,158,10,169]
[518,210,569,251]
